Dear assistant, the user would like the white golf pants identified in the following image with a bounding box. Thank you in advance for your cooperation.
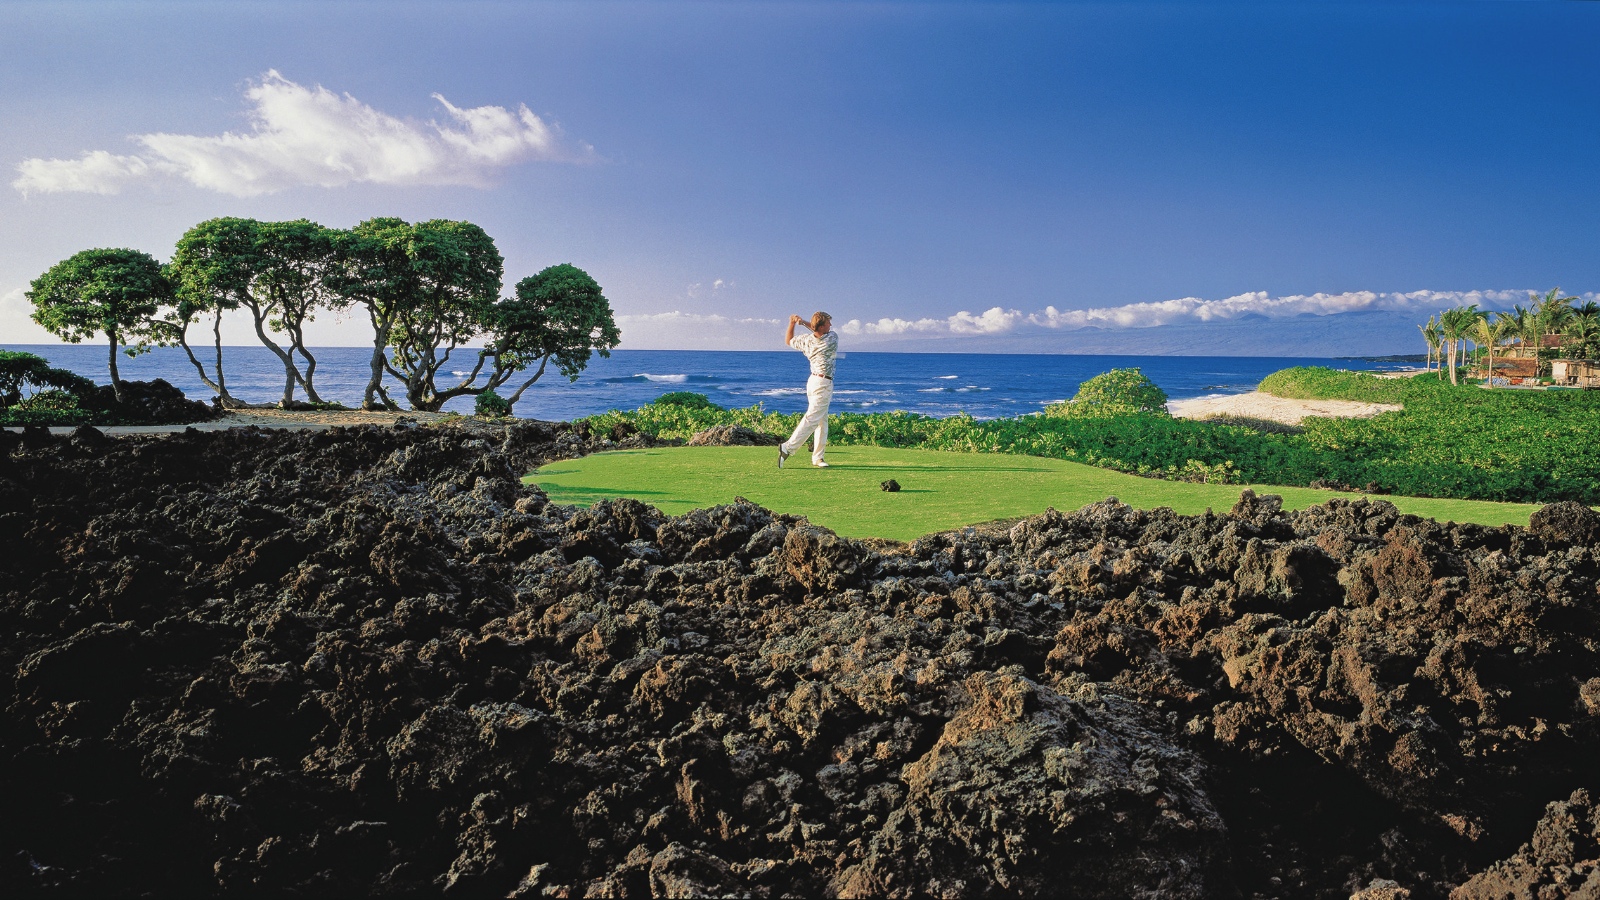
[782,375,832,464]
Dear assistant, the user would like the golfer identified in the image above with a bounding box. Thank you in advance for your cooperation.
[779,311,837,468]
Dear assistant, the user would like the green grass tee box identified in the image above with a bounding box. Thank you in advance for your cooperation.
[530,446,1538,543]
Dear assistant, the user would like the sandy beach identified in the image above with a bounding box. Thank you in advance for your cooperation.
[1168,391,1402,425]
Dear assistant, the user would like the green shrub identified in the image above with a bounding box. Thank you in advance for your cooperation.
[0,350,96,409]
[475,390,512,418]
[1045,368,1169,418]
[1258,366,1410,403]
[651,391,720,410]
[17,389,83,412]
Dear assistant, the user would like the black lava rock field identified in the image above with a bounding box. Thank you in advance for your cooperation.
[1,422,1597,898]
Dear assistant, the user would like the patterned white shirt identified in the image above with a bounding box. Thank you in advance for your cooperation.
[789,331,838,378]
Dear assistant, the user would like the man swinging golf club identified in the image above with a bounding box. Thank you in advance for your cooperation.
[779,311,836,469]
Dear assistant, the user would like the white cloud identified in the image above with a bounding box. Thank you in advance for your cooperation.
[1024,289,1536,331]
[837,307,1022,337]
[13,70,587,197]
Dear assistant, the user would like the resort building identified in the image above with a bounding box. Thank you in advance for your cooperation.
[1551,359,1600,387]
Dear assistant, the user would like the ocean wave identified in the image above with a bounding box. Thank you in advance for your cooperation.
[636,373,688,383]
[937,375,959,379]
[753,388,807,396]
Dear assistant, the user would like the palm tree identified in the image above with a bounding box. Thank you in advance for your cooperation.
[1531,288,1577,364]
[1566,303,1600,361]
[1472,313,1512,388]
[1422,315,1442,373]
[1439,305,1479,385]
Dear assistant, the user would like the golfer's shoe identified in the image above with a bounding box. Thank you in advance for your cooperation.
[778,447,791,469]
[814,460,830,468]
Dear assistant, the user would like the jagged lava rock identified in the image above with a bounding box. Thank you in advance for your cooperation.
[0,435,1597,899]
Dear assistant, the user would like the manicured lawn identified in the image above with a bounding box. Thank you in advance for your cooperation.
[530,446,1539,542]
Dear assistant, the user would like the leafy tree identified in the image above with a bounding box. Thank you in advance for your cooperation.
[381,220,504,411]
[1047,368,1169,418]
[478,264,621,415]
[326,217,415,410]
[250,219,341,405]
[27,248,170,403]
[164,217,262,408]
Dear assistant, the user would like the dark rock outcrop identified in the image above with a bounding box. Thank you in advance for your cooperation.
[91,378,217,424]
[0,428,1596,898]
[686,424,782,446]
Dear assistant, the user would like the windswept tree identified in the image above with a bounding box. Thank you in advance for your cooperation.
[382,220,504,411]
[163,217,262,408]
[327,217,415,410]
[478,264,621,415]
[27,248,171,403]
[249,219,341,406]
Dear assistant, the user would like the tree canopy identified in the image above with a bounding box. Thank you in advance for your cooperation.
[482,264,621,413]
[381,219,505,412]
[27,248,171,403]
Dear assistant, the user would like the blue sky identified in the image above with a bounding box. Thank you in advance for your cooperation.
[2,0,1596,354]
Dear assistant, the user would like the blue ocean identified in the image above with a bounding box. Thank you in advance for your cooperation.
[2,344,1405,421]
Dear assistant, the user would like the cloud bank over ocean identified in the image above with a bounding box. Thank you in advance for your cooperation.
[12,72,587,197]
[617,289,1594,353]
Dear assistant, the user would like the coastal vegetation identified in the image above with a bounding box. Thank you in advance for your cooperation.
[585,365,1600,505]
[26,217,620,414]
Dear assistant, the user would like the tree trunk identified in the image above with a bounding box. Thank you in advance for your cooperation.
[502,355,551,415]
[1448,339,1458,385]
[107,330,124,404]
[177,332,222,394]
[298,346,324,404]
[363,319,395,410]
[243,299,303,406]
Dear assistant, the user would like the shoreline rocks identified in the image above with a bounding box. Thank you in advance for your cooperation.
[0,425,1596,897]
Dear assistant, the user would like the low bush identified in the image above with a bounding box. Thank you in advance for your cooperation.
[1045,367,1170,418]
[0,351,99,426]
[651,391,721,410]
[1258,366,1411,403]
[475,390,512,418]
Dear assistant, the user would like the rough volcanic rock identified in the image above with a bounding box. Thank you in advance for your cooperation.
[1453,790,1600,898]
[89,378,217,424]
[1,428,1597,899]
[686,424,782,446]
